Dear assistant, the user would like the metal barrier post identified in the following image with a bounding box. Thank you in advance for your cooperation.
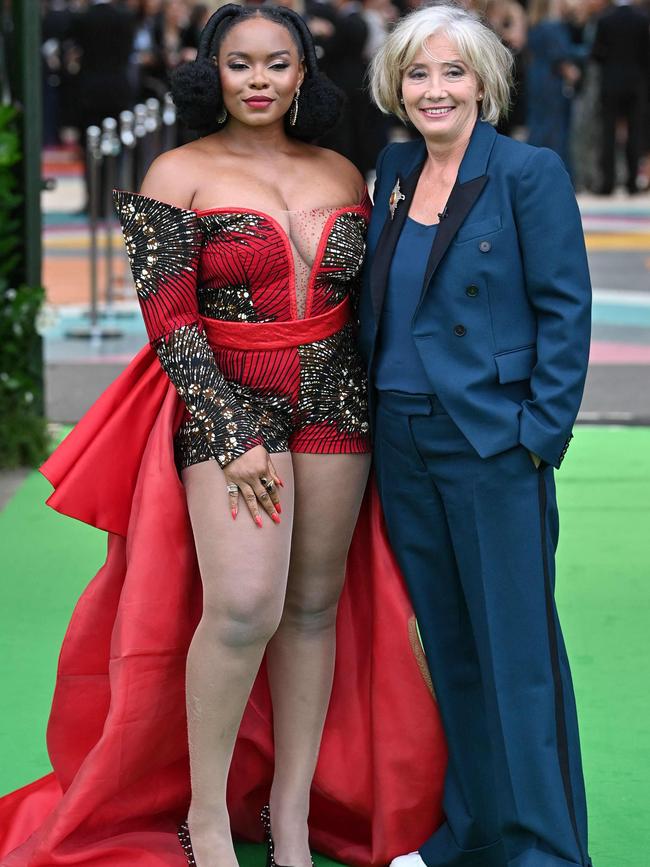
[145,97,162,165]
[119,110,136,192]
[133,98,161,187]
[87,125,101,335]
[162,92,176,152]
[113,110,138,302]
[133,103,148,190]
[65,125,121,342]
[66,96,175,342]
[101,117,121,311]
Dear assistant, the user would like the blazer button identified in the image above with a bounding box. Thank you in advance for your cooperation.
[479,240,491,253]
[465,284,479,297]
[454,324,467,337]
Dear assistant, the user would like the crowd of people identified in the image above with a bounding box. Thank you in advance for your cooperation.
[42,0,650,193]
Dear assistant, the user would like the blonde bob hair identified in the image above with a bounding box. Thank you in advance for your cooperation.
[369,3,514,126]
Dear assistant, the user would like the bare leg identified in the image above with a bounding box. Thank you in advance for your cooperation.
[182,453,294,867]
[266,452,371,866]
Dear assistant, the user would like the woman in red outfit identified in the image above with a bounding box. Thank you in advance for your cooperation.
[0,7,446,867]
[131,8,372,867]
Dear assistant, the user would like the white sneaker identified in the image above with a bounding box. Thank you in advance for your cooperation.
[389,853,427,867]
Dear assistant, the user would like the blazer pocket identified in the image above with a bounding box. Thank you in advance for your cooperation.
[454,215,502,244]
[494,344,537,383]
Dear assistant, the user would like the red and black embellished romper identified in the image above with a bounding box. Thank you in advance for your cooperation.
[113,191,372,469]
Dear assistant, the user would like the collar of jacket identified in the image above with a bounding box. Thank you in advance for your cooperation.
[398,118,497,182]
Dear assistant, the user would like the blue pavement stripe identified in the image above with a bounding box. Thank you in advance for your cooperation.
[592,303,650,328]
[40,304,650,335]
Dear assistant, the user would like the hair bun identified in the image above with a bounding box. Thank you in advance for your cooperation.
[292,73,345,140]
[171,59,222,136]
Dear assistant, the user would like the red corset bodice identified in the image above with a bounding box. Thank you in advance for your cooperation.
[194,196,371,322]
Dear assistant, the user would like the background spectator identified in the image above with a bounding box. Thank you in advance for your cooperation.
[591,0,650,194]
[567,0,608,192]
[69,0,136,212]
[526,0,585,174]
[486,0,528,137]
[129,0,167,101]
[313,0,370,171]
[181,2,211,53]
[69,0,136,133]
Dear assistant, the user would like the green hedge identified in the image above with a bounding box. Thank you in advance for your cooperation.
[0,104,47,468]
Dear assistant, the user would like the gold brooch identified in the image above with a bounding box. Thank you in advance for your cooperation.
[389,178,406,220]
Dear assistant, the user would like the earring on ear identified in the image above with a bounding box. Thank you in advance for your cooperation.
[217,106,228,124]
[289,87,301,127]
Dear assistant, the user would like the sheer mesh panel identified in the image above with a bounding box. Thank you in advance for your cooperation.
[265,207,340,318]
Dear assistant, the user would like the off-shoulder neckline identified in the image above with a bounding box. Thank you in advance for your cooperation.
[113,188,370,321]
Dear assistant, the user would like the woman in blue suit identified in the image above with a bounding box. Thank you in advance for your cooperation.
[359,5,593,867]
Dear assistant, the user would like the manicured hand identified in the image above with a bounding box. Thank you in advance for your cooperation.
[224,445,282,526]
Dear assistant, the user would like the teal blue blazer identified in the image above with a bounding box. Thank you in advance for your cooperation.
[359,120,592,468]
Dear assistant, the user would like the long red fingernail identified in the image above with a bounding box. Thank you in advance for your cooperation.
[271,513,281,524]
[231,508,237,521]
[277,478,285,488]
[275,503,282,514]
[255,516,263,528]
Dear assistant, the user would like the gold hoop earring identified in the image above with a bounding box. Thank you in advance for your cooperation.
[289,88,301,127]
[217,106,228,125]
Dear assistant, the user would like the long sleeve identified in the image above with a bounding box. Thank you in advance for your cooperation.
[114,191,263,466]
[513,148,592,468]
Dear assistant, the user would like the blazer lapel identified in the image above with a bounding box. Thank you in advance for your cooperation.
[416,120,497,310]
[369,160,424,320]
[418,175,488,302]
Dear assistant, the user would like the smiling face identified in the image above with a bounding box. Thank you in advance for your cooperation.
[217,16,305,129]
[401,31,483,146]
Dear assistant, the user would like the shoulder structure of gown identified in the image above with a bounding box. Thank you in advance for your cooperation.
[113,190,263,467]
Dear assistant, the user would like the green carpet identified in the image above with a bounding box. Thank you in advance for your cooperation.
[1,427,648,864]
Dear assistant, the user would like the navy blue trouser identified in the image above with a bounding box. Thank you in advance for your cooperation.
[373,391,591,867]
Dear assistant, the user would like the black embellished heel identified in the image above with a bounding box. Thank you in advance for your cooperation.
[261,805,276,867]
[260,805,314,867]
[178,821,197,866]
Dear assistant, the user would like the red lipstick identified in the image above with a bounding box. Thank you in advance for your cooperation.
[244,97,274,109]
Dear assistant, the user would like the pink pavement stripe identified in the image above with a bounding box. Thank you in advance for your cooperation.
[57,344,650,367]
[589,341,650,364]
[585,214,650,222]
[54,355,137,365]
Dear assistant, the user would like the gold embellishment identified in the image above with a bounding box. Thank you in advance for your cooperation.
[114,191,200,301]
[314,212,367,309]
[389,178,406,220]
[153,323,261,469]
[296,324,368,436]
[408,615,436,699]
